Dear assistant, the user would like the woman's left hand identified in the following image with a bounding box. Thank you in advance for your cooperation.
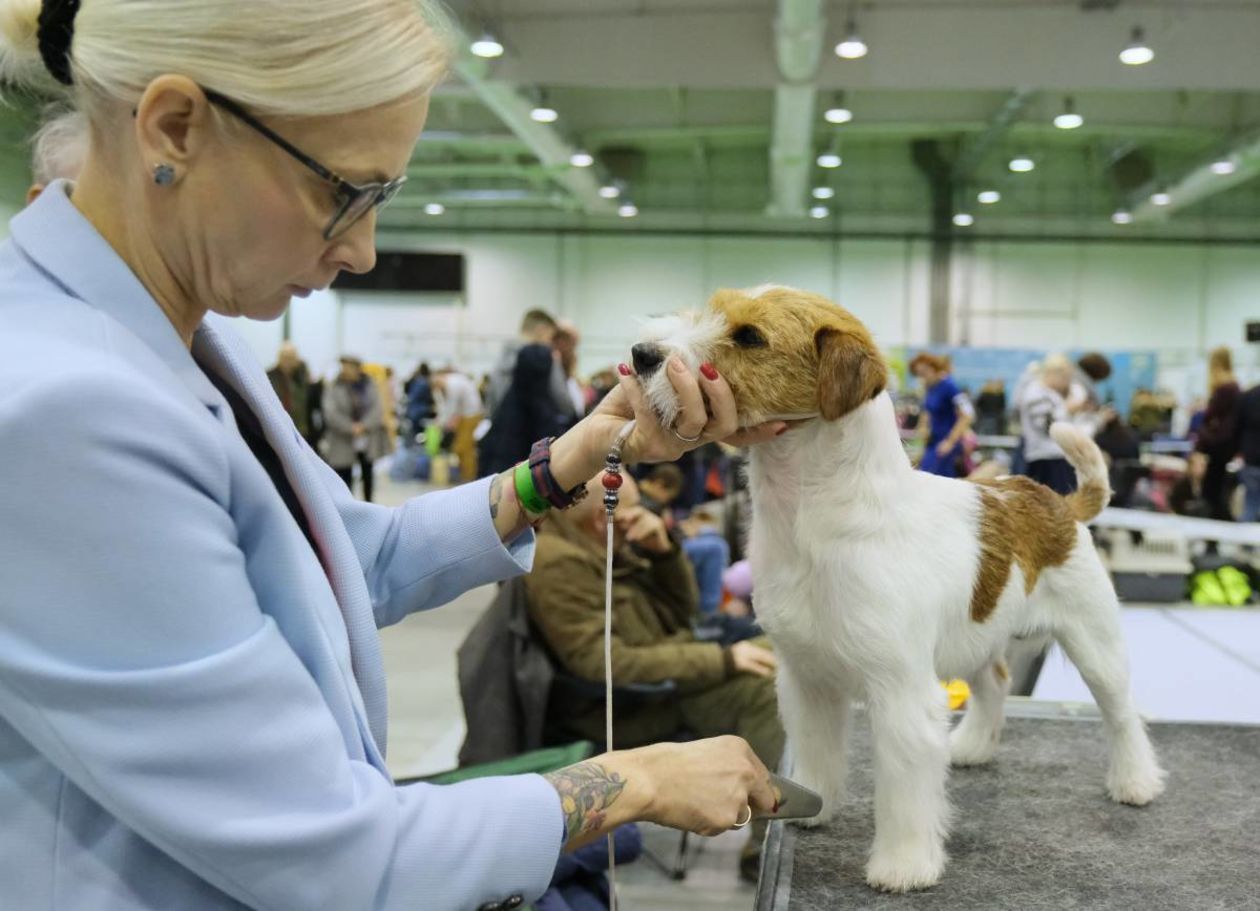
[588,358,785,465]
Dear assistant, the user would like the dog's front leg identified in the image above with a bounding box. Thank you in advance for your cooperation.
[777,661,852,828]
[865,676,951,893]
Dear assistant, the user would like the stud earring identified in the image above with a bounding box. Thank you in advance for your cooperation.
[153,164,176,187]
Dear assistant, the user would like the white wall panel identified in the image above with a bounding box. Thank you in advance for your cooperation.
[1076,244,1203,351]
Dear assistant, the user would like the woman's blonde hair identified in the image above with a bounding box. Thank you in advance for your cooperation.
[1,0,454,118]
[1207,346,1234,393]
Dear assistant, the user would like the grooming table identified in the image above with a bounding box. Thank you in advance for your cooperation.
[756,706,1260,910]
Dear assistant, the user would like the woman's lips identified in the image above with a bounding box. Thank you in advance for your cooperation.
[287,285,313,299]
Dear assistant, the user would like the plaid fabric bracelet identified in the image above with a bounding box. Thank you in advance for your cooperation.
[529,437,590,510]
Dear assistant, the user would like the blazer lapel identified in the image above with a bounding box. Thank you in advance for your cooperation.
[193,322,390,759]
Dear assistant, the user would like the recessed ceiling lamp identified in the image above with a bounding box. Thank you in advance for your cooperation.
[598,184,621,199]
[1111,210,1133,225]
[952,212,975,227]
[817,152,843,168]
[1119,27,1154,65]
[835,18,868,59]
[809,206,830,219]
[1210,158,1237,176]
[530,104,558,123]
[812,186,836,199]
[470,31,504,58]
[1008,156,1035,173]
[977,189,1001,204]
[424,203,445,216]
[1053,97,1084,130]
[1150,191,1171,206]
[569,150,594,167]
[618,203,639,217]
[824,106,853,124]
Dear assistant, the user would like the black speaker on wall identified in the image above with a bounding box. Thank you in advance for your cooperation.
[333,251,465,294]
[1247,321,1260,343]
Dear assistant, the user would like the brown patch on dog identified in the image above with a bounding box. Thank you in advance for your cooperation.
[968,476,1079,622]
[994,659,1010,683]
[1068,481,1108,523]
[702,286,886,421]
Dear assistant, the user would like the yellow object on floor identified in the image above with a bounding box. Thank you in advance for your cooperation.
[944,679,971,710]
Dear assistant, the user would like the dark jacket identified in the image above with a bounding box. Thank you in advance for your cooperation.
[1196,381,1241,458]
[457,578,555,766]
[267,362,312,439]
[1238,384,1260,467]
[479,344,575,477]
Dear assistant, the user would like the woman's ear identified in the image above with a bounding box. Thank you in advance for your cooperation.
[133,75,214,176]
[815,327,887,420]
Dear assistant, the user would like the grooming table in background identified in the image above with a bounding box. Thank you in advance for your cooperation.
[756,706,1260,910]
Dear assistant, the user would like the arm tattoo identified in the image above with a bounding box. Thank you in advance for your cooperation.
[543,761,627,842]
[489,471,506,520]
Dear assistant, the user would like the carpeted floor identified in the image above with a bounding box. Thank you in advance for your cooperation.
[764,716,1260,910]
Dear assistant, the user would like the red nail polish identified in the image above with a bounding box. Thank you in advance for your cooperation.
[700,362,719,381]
[618,363,632,376]
[773,800,781,814]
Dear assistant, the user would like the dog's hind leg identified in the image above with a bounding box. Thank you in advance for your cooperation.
[865,674,951,892]
[1052,600,1166,806]
[777,662,852,828]
[949,658,1012,767]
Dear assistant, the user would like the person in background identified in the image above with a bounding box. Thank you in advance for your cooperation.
[1196,346,1241,521]
[1070,352,1113,420]
[1237,381,1260,523]
[432,367,483,482]
[637,462,685,521]
[1170,452,1213,519]
[526,474,783,882]
[266,341,314,446]
[484,309,560,418]
[974,378,1007,436]
[324,356,388,502]
[25,106,89,204]
[404,361,435,435]
[910,352,974,478]
[553,319,587,419]
[1018,354,1077,494]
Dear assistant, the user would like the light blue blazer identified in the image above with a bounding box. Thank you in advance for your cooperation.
[0,183,563,910]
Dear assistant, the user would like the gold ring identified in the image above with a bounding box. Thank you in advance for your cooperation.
[731,804,753,829]
[672,425,702,444]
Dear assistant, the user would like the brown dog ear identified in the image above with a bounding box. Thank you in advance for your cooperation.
[816,328,886,420]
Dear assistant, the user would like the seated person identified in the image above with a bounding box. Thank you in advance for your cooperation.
[639,463,730,617]
[526,474,783,880]
[636,462,685,522]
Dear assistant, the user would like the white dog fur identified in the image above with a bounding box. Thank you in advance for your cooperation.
[634,285,1166,893]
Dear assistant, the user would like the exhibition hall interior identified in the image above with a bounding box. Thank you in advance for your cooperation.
[1,0,1258,909]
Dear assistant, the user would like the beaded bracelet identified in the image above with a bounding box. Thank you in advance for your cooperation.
[513,460,552,515]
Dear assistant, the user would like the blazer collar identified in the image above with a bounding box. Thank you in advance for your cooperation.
[9,180,223,413]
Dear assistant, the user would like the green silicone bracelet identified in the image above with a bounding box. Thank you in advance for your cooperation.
[514,461,551,515]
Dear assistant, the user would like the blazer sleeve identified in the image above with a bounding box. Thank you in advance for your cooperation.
[307,447,536,627]
[0,370,563,911]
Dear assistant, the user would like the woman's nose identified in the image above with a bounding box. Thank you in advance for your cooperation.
[631,343,665,376]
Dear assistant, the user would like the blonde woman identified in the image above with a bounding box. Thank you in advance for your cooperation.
[0,2,786,908]
[1196,346,1241,520]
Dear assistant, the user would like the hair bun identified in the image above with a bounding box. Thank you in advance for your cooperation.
[37,0,80,85]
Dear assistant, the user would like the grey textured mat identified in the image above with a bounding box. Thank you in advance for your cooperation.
[762,717,1260,910]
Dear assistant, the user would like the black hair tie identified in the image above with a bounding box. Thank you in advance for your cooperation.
[37,0,82,87]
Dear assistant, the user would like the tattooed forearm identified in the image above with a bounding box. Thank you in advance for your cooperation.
[489,471,505,520]
[544,761,627,842]
[490,467,542,541]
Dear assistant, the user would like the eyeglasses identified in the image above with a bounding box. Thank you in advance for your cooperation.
[203,89,407,240]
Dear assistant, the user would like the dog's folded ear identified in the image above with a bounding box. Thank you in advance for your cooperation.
[816,327,887,420]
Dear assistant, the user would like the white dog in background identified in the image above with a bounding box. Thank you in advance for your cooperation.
[631,285,1166,893]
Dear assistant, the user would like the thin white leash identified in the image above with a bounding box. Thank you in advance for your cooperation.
[600,420,636,911]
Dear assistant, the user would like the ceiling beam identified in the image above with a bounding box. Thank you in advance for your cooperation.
[1130,127,1260,222]
[767,0,826,218]
[453,54,616,215]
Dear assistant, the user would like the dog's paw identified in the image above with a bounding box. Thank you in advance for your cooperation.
[865,846,945,893]
[1107,764,1167,806]
[949,729,998,767]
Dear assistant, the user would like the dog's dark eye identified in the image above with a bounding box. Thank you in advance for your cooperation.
[731,325,768,348]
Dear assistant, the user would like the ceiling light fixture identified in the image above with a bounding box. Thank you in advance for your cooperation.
[812,186,836,199]
[424,203,445,216]
[618,203,639,218]
[1111,210,1133,225]
[1119,26,1154,65]
[977,189,1001,205]
[1210,159,1237,176]
[598,184,621,199]
[1053,97,1083,130]
[817,152,843,168]
[530,105,558,123]
[569,150,594,167]
[809,206,830,219]
[952,212,975,227]
[835,18,868,59]
[470,31,504,58]
[824,106,853,124]
[1150,191,1171,206]
[1009,156,1035,173]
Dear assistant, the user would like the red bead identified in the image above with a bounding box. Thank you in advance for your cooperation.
[602,472,623,490]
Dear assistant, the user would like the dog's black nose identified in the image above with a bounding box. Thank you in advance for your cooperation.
[631,342,665,376]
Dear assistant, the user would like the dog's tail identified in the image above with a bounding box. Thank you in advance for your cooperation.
[1051,422,1110,522]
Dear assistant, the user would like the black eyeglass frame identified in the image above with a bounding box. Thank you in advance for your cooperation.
[202,89,407,240]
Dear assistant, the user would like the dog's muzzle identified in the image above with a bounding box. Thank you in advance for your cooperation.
[631,342,666,376]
